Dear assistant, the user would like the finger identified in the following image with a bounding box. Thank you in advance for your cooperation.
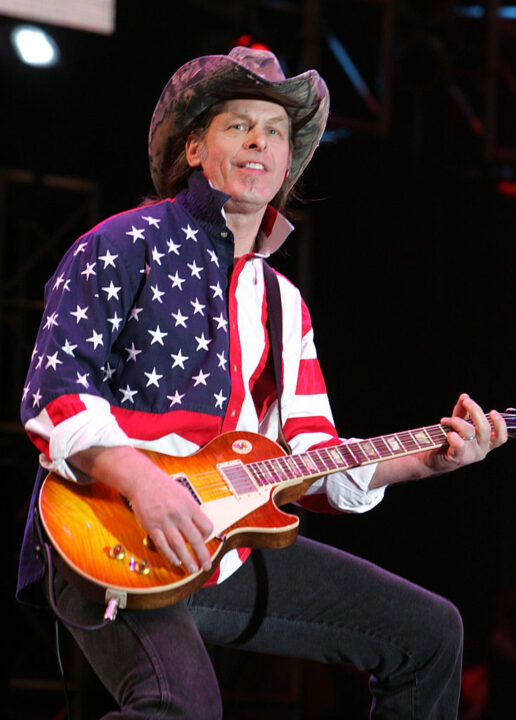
[192,507,214,540]
[488,409,508,448]
[441,426,467,458]
[165,526,202,574]
[451,393,471,419]
[462,397,490,435]
[441,415,476,442]
[149,528,184,569]
[179,518,212,571]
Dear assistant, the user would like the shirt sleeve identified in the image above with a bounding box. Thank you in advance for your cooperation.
[20,227,145,481]
[282,296,385,514]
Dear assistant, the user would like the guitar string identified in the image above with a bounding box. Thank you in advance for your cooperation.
[170,413,510,495]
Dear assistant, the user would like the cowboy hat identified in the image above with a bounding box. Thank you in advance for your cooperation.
[148,46,329,196]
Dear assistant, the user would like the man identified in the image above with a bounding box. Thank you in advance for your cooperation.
[18,47,507,719]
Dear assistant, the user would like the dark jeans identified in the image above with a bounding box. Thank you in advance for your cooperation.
[50,536,463,719]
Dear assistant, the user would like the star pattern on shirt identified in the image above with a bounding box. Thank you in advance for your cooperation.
[171,348,189,369]
[152,246,165,265]
[102,281,122,301]
[86,329,104,350]
[119,384,138,404]
[22,202,232,425]
[43,312,59,330]
[167,390,185,407]
[62,339,77,356]
[45,352,62,371]
[99,249,118,269]
[182,224,199,241]
[167,238,181,255]
[126,226,145,242]
[125,342,142,362]
[168,271,185,290]
[81,262,96,280]
[144,367,163,387]
[70,305,88,324]
[148,325,168,346]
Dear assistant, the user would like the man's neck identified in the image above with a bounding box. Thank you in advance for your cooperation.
[225,205,267,258]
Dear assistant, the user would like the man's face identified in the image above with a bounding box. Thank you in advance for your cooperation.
[185,98,292,215]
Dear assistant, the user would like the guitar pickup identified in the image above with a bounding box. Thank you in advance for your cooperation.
[171,473,202,505]
[217,460,258,498]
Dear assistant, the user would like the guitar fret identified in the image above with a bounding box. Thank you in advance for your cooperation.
[372,436,395,458]
[346,442,369,465]
[283,456,302,478]
[358,440,380,461]
[339,444,359,466]
[412,428,433,447]
[327,446,348,469]
[261,460,279,484]
[310,452,329,473]
[292,454,312,475]
[303,453,321,474]
[396,431,419,452]
[430,425,449,443]
[316,449,336,471]
[248,464,267,487]
[271,458,288,481]
[383,434,406,455]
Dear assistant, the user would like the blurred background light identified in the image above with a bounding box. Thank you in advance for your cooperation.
[0,0,116,34]
[10,24,59,66]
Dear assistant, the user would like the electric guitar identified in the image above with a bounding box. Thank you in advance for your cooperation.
[39,410,515,610]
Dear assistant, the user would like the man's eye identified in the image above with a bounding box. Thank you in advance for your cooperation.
[231,123,246,131]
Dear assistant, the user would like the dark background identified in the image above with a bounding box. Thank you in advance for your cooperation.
[2,1,514,718]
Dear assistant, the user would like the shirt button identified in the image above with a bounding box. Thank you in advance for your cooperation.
[220,230,228,238]
[231,409,236,417]
[233,364,238,372]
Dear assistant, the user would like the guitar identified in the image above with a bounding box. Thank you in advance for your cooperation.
[39,410,515,610]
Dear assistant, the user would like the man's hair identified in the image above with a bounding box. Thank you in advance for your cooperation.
[154,101,296,213]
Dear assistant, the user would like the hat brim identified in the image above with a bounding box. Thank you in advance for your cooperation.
[149,54,329,197]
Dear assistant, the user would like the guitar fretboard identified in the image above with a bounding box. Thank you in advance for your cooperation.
[246,421,460,488]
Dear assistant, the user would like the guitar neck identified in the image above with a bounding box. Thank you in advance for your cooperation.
[245,413,510,489]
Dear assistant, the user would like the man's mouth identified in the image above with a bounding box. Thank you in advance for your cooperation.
[239,162,266,170]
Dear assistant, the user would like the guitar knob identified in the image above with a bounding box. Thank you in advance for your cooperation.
[135,559,151,575]
[109,544,126,560]
[143,535,156,551]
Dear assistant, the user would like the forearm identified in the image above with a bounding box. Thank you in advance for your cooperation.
[69,445,158,499]
[369,450,438,489]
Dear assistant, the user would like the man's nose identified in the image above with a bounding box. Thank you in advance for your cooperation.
[244,129,267,150]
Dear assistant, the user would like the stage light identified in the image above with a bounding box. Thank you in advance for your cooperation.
[10,24,60,67]
[234,34,271,52]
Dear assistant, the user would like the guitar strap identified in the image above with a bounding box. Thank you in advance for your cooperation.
[262,261,292,455]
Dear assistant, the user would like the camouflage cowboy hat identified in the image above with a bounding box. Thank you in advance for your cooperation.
[148,46,330,196]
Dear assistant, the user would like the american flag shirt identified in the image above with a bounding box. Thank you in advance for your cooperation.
[19,171,383,596]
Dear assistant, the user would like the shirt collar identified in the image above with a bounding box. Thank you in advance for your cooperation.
[179,171,294,255]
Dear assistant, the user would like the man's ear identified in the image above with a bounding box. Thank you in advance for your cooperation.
[185,135,203,168]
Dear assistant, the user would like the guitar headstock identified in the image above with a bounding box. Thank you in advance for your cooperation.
[502,409,516,439]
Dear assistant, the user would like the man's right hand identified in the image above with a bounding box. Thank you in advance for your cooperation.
[70,445,214,573]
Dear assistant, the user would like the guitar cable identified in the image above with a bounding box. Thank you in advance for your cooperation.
[34,508,118,720]
[40,541,117,720]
